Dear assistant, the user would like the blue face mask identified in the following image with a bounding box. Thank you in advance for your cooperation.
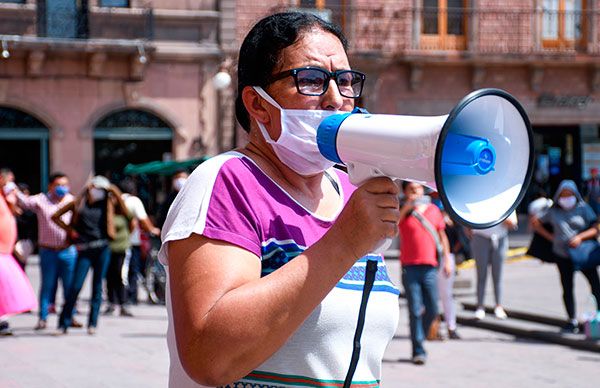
[54,185,69,198]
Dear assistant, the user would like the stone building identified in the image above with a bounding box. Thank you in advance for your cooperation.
[2,0,600,209]
[0,0,229,210]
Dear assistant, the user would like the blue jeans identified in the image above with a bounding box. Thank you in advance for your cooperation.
[402,265,439,357]
[59,246,110,329]
[38,246,77,321]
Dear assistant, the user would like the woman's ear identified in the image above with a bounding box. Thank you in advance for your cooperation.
[241,86,272,126]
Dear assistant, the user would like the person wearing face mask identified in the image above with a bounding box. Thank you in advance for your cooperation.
[0,168,37,336]
[52,175,129,335]
[532,179,600,334]
[157,169,189,229]
[158,12,400,388]
[15,172,81,331]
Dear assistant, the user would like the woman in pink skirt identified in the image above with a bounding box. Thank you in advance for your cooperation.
[0,168,36,335]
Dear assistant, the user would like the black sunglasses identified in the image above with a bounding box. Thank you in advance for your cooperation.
[268,66,366,99]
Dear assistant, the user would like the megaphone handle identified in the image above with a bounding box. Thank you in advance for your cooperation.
[346,162,396,255]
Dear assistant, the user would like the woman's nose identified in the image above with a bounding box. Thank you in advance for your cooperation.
[320,79,344,110]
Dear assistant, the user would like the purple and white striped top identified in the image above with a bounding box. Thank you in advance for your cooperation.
[159,151,399,388]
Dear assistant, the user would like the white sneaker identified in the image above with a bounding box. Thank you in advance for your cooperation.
[474,308,485,320]
[494,306,507,320]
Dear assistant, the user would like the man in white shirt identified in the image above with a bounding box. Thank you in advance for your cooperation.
[118,178,160,305]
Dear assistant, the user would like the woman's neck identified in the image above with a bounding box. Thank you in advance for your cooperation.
[240,141,341,217]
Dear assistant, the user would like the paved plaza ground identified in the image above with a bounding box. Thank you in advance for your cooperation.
[1,249,599,387]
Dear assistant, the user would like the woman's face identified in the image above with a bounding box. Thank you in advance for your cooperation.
[266,29,355,111]
[256,29,356,138]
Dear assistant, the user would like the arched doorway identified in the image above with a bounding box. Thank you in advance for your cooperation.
[93,109,173,216]
[0,107,50,193]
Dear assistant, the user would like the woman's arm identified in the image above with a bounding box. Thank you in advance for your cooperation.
[51,201,75,233]
[568,225,599,248]
[398,200,414,223]
[168,177,400,386]
[438,229,452,277]
[530,216,554,242]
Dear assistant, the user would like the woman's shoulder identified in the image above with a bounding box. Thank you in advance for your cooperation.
[186,151,271,193]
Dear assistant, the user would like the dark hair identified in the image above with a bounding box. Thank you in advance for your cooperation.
[235,11,348,132]
[48,172,67,184]
[172,169,188,178]
[118,177,137,195]
[0,167,13,177]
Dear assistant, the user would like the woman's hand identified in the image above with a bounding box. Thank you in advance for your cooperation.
[568,235,582,248]
[443,256,453,277]
[325,177,400,261]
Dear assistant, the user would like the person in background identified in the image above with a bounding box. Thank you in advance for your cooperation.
[532,179,600,333]
[52,176,128,335]
[118,177,160,305]
[431,196,461,340]
[583,167,600,215]
[104,191,134,317]
[470,210,518,320]
[159,12,400,387]
[157,169,188,228]
[0,168,37,336]
[16,172,80,331]
[13,183,37,271]
[398,182,452,364]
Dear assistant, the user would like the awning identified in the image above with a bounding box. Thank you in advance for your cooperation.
[123,156,209,176]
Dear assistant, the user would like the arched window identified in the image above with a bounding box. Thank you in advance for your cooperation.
[0,107,50,192]
[94,109,173,215]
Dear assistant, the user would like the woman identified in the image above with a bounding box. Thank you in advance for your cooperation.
[159,12,401,388]
[0,168,36,336]
[104,190,134,317]
[470,210,518,320]
[52,175,128,335]
[532,179,600,333]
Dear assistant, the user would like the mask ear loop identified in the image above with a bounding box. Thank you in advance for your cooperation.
[252,86,284,144]
[253,86,283,110]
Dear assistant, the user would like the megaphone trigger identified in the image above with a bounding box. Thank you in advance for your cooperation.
[346,162,386,186]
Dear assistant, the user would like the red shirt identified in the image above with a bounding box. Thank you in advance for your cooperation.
[399,204,445,267]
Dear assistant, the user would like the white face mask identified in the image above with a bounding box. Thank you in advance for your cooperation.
[558,195,577,210]
[252,86,338,176]
[173,177,187,191]
[89,187,106,202]
[2,181,16,195]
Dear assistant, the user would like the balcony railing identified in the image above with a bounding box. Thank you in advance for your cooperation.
[0,1,219,43]
[346,6,600,57]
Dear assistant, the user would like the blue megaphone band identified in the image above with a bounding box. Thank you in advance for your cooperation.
[441,132,496,176]
[317,107,368,164]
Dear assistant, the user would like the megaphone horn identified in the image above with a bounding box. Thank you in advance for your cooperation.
[317,88,534,232]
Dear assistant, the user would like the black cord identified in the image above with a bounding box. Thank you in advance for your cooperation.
[343,259,378,388]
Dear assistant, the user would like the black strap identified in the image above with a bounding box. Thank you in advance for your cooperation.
[343,259,378,388]
[324,170,340,195]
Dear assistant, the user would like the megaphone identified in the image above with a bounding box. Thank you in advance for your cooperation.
[317,88,534,234]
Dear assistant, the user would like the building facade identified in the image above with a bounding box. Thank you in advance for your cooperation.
[2,0,599,209]
[231,0,600,205]
[0,0,228,199]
